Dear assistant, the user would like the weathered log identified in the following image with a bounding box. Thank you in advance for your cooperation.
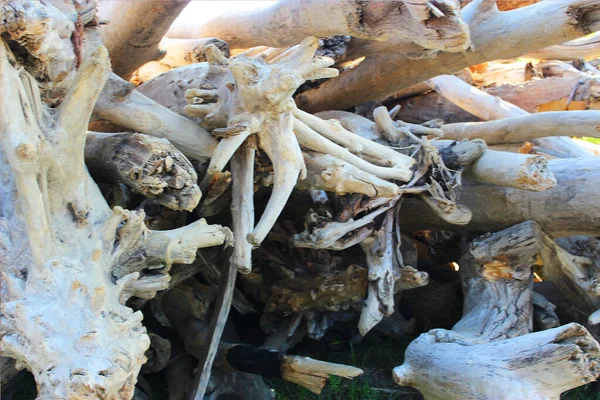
[168,0,470,55]
[453,221,539,340]
[393,221,600,399]
[401,157,600,237]
[524,32,600,61]
[97,0,190,79]
[394,323,600,399]
[469,149,556,191]
[296,0,600,112]
[85,132,201,211]
[94,73,217,162]
[441,111,600,145]
[424,74,594,158]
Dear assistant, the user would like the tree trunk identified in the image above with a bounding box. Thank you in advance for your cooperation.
[393,221,600,399]
[401,157,600,237]
[0,4,231,398]
[295,0,600,112]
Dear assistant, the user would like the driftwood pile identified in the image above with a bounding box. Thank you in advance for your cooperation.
[2,0,600,399]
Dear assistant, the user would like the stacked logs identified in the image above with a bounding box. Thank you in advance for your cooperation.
[2,0,600,399]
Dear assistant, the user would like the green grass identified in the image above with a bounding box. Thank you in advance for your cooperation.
[581,137,600,145]
[562,385,600,400]
[271,375,385,400]
[268,335,421,400]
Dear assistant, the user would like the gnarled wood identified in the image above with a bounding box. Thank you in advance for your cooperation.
[85,132,201,211]
[0,5,231,398]
[393,222,600,399]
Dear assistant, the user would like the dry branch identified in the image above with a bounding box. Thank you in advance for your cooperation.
[85,132,201,211]
[425,74,595,158]
[94,73,217,162]
[441,111,600,144]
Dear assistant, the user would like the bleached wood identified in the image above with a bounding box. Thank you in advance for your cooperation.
[293,107,416,170]
[394,222,600,399]
[94,73,217,162]
[168,0,469,54]
[394,323,600,399]
[294,119,413,181]
[425,74,595,158]
[230,144,255,273]
[98,0,190,78]
[427,75,527,119]
[0,6,231,397]
[441,111,600,144]
[400,158,600,237]
[524,32,600,60]
[296,0,600,112]
[297,152,401,197]
[470,150,557,191]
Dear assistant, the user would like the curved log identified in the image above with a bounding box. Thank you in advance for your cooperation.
[98,0,190,79]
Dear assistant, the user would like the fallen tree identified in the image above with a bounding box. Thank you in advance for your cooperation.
[295,0,600,112]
